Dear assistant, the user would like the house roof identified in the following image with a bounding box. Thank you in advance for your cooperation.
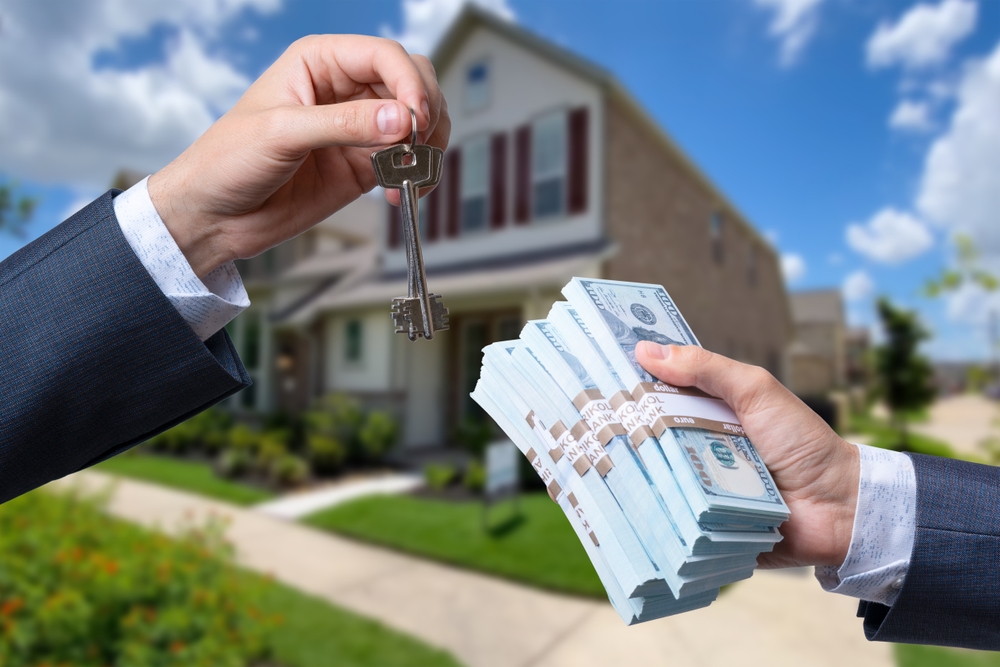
[280,241,616,325]
[790,289,845,325]
[432,5,779,261]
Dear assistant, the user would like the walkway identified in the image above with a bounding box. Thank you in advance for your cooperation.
[51,471,893,667]
[912,393,999,458]
[254,472,423,519]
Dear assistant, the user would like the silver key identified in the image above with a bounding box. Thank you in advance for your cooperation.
[371,113,449,341]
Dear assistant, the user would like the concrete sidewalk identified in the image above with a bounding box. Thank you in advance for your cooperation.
[253,472,423,520]
[912,394,999,458]
[52,471,893,667]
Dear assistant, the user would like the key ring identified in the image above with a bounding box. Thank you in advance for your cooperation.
[402,107,417,154]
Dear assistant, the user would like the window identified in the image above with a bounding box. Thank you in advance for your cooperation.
[710,210,724,264]
[461,135,489,232]
[465,60,490,112]
[345,319,363,363]
[532,111,567,219]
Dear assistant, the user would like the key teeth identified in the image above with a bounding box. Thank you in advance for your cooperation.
[390,298,418,334]
[429,294,450,331]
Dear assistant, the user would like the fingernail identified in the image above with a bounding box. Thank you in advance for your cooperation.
[639,341,666,360]
[377,104,400,135]
[420,99,430,123]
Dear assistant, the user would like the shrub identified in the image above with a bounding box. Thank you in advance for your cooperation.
[463,460,486,494]
[305,394,364,462]
[228,424,260,454]
[358,411,397,462]
[255,430,290,473]
[424,464,457,491]
[0,490,277,667]
[270,454,309,487]
[306,435,347,475]
[215,448,252,479]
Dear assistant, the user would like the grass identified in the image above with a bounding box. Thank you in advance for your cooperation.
[256,572,462,667]
[848,413,962,460]
[306,492,605,598]
[896,644,1000,667]
[96,452,274,506]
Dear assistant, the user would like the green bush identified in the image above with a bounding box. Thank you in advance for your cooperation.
[270,454,310,487]
[306,434,347,475]
[0,490,276,667]
[359,411,398,462]
[215,448,252,479]
[424,464,457,491]
[305,394,364,462]
[227,424,260,454]
[148,409,233,455]
[255,430,290,473]
[463,460,486,494]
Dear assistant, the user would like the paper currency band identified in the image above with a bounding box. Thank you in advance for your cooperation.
[525,410,536,429]
[650,415,747,438]
[631,381,715,400]
[551,420,593,476]
[567,492,600,547]
[608,390,656,449]
[570,419,614,477]
[571,387,605,412]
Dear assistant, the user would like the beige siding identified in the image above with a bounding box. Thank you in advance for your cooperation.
[603,101,790,378]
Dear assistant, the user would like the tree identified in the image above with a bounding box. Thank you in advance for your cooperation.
[874,298,936,449]
[0,180,37,236]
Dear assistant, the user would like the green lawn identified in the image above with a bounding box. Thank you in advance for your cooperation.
[896,644,1000,667]
[306,493,605,598]
[96,452,274,506]
[849,413,968,460]
[257,573,462,667]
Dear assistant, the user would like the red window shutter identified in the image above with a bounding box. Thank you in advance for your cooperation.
[426,184,440,241]
[567,107,589,215]
[446,149,461,237]
[387,201,401,248]
[514,124,531,224]
[489,132,507,229]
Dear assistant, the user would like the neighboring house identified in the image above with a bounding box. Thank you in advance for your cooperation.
[788,289,846,396]
[224,6,792,447]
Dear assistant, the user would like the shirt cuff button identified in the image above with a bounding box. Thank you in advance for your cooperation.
[889,576,905,591]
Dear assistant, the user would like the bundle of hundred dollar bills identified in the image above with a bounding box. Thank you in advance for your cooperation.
[471,278,789,625]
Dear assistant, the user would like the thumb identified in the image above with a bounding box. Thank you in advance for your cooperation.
[635,342,777,416]
[270,99,411,153]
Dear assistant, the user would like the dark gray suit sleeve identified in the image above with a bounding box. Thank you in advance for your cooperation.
[859,452,1000,650]
[0,190,251,504]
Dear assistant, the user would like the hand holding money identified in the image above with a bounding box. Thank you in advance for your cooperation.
[635,342,860,570]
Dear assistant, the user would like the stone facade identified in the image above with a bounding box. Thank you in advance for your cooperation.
[603,100,791,379]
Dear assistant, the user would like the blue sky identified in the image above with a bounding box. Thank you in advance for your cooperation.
[1,0,997,360]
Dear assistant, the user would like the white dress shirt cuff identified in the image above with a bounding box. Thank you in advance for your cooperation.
[815,443,916,606]
[112,177,250,341]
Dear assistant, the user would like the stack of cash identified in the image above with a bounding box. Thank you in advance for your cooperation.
[471,278,789,625]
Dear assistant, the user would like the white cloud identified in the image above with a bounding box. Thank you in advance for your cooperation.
[846,207,935,264]
[0,0,280,188]
[382,0,516,56]
[917,42,1000,263]
[842,269,875,302]
[828,252,843,265]
[752,0,824,67]
[781,253,806,283]
[889,99,934,131]
[866,0,977,70]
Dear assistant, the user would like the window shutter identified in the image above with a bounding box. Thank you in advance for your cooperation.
[489,132,507,228]
[426,184,440,241]
[387,201,401,248]
[446,148,461,237]
[567,107,589,215]
[514,124,531,224]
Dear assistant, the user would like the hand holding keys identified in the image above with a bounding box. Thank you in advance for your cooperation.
[371,109,450,341]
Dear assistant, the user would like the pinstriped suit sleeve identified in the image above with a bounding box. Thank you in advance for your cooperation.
[0,190,251,504]
[859,453,1000,650]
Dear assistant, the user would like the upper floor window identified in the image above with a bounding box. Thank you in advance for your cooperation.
[710,210,724,264]
[461,135,490,232]
[531,111,567,219]
[345,319,364,363]
[465,60,490,112]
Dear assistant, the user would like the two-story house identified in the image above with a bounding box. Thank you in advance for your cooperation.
[229,6,792,448]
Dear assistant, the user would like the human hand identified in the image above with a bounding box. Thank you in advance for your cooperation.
[147,35,450,278]
[635,342,859,570]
